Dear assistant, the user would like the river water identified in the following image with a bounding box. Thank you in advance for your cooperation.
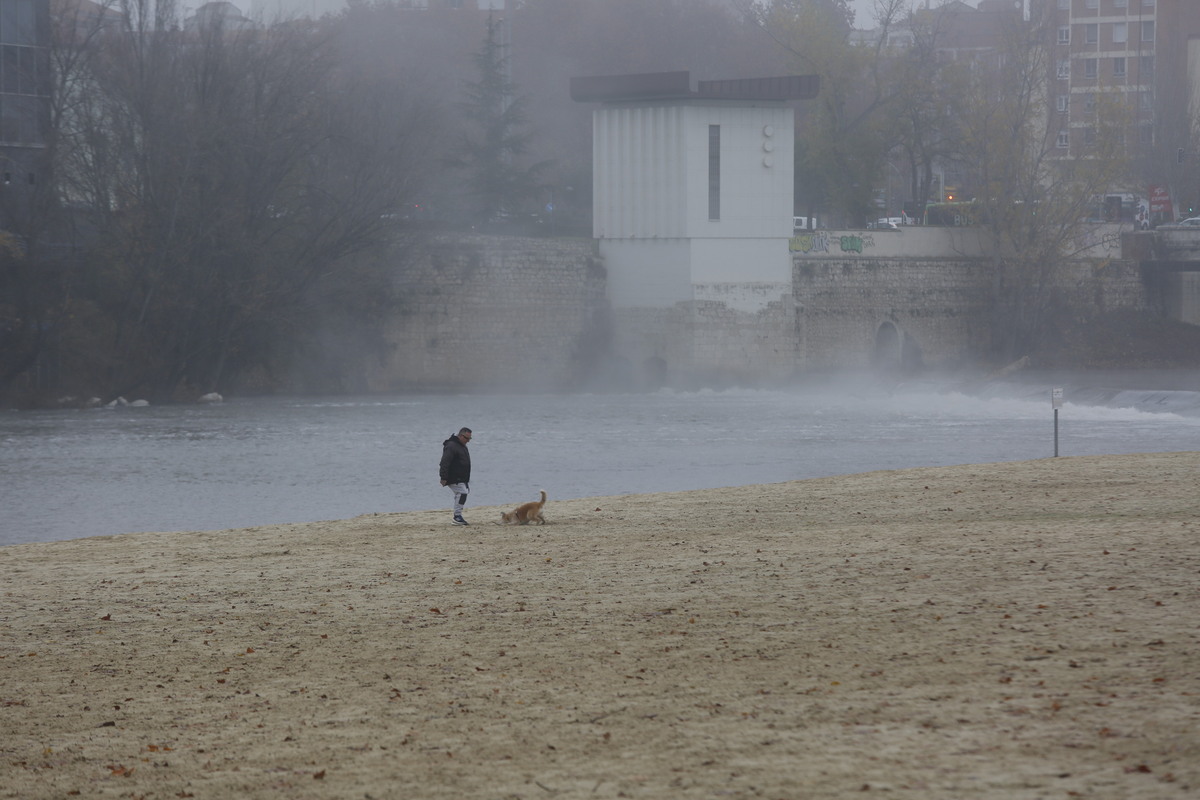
[3,370,1198,546]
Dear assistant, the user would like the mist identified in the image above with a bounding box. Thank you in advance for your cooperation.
[250,0,896,26]
[251,0,898,23]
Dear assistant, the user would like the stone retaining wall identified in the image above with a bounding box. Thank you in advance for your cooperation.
[793,257,993,371]
[372,235,609,392]
[794,255,1149,372]
[373,235,1157,390]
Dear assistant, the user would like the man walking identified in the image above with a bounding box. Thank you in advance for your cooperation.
[439,427,473,526]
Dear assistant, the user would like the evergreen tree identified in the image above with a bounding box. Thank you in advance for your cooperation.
[453,12,548,223]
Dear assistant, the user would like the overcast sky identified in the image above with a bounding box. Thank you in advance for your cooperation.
[238,1,920,29]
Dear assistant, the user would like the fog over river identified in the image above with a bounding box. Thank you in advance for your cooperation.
[3,370,1198,546]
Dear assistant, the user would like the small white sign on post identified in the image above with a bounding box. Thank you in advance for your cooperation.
[1051,388,1063,457]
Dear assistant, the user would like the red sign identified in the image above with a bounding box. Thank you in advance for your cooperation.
[1148,185,1173,215]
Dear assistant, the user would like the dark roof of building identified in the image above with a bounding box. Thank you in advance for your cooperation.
[570,71,819,103]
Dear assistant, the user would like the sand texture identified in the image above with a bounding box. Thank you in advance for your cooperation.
[2,452,1198,799]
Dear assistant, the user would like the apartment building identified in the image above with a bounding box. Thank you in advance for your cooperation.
[0,0,50,230]
[1043,0,1200,167]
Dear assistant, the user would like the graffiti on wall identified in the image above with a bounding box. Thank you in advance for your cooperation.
[1072,226,1123,255]
[789,231,877,255]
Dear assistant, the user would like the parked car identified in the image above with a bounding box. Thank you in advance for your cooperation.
[1159,216,1200,229]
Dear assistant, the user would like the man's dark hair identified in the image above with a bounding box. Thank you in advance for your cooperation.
[458,427,472,436]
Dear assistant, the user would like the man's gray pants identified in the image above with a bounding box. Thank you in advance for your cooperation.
[446,482,469,517]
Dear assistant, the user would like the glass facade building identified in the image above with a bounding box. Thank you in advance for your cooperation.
[0,0,49,191]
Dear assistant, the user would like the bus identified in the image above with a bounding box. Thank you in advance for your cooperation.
[923,201,980,227]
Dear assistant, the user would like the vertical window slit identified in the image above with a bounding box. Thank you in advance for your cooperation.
[708,124,720,221]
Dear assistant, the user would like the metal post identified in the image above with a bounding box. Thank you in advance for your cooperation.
[1051,387,1063,457]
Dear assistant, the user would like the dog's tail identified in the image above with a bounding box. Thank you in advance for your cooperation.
[538,489,547,504]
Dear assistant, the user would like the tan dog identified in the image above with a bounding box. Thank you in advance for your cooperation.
[500,490,547,525]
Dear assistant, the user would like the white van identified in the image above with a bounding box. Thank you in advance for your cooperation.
[793,216,819,231]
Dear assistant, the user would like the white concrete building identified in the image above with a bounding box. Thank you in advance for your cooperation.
[571,71,819,385]
[573,71,817,313]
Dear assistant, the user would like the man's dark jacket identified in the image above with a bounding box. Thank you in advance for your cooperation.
[439,435,471,486]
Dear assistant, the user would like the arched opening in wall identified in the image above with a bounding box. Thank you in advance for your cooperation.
[874,322,924,376]
[642,356,667,389]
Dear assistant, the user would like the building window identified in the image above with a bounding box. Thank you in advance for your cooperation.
[1057,0,1068,8]
[0,0,45,150]
[1084,93,1097,114]
[1113,23,1126,44]
[1057,95,1069,113]
[1140,90,1153,111]
[1113,58,1126,78]
[0,44,38,94]
[1085,24,1098,45]
[0,0,36,46]
[708,124,720,221]
[1085,0,1097,9]
[1115,0,1127,8]
[1084,128,1097,147]
[0,94,44,144]
[1058,27,1070,45]
[1139,126,1154,146]
[1057,131,1070,149]
[1084,58,1097,79]
[1142,21,1154,42]
[1140,55,1154,78]
[1057,59,1070,79]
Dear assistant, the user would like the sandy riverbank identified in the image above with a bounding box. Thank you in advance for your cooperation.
[2,452,1198,799]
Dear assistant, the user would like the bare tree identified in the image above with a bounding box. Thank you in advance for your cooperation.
[956,6,1132,361]
[748,0,909,226]
[46,0,440,401]
[887,5,972,216]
